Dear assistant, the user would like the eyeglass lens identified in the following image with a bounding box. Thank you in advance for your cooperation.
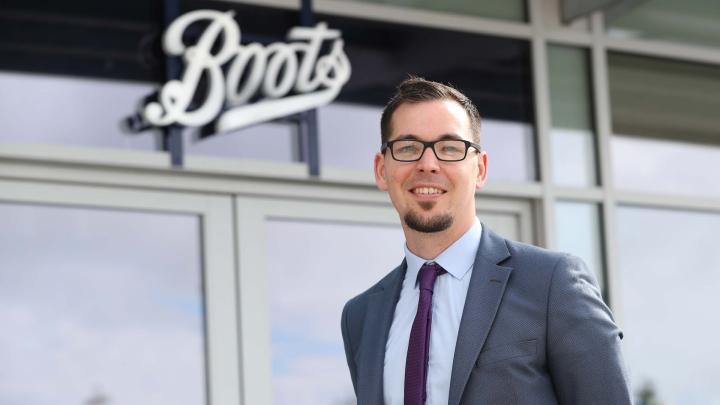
[392,140,467,161]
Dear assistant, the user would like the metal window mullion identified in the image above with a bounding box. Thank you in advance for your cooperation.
[231,0,534,39]
[590,12,624,317]
[603,36,720,66]
[545,31,594,47]
[554,186,604,201]
[315,0,533,38]
[615,192,720,214]
[528,0,557,249]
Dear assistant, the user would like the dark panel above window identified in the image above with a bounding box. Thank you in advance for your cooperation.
[609,52,720,145]
[325,14,534,124]
[187,1,535,124]
[0,0,534,124]
[0,0,164,81]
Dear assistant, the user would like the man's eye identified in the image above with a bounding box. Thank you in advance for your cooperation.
[398,145,420,153]
[441,145,462,153]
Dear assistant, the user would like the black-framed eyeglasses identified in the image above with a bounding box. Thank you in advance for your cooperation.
[381,139,482,162]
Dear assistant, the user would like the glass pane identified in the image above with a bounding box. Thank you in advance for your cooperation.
[609,53,720,144]
[336,0,526,21]
[478,210,523,241]
[184,123,298,162]
[548,46,597,187]
[482,120,536,183]
[611,136,720,197]
[606,0,720,49]
[616,206,720,404]
[0,72,161,150]
[0,68,303,164]
[554,201,604,290]
[319,103,382,172]
[265,219,405,404]
[0,203,206,405]
[609,53,720,197]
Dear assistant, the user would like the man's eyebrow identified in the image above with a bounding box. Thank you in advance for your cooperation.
[394,134,419,141]
[439,133,463,140]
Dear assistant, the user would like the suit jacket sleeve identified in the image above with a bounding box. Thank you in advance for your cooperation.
[546,254,633,404]
[341,300,358,395]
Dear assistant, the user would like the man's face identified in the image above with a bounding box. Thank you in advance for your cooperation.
[374,99,488,234]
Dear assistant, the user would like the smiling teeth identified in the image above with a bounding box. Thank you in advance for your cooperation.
[414,187,443,195]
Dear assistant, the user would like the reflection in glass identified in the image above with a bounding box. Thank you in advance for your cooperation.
[319,103,381,172]
[617,206,720,404]
[606,0,720,49]
[482,120,536,183]
[611,136,720,197]
[265,219,405,404]
[609,53,720,145]
[0,72,160,150]
[548,45,597,187]
[554,201,604,290]
[336,0,526,21]
[609,53,720,197]
[0,203,206,405]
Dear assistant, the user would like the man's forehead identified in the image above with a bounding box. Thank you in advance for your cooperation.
[389,107,472,143]
[391,99,469,128]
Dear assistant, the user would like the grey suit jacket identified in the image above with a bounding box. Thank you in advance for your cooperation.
[341,226,633,404]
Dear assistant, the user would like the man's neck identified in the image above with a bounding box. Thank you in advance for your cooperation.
[404,219,475,260]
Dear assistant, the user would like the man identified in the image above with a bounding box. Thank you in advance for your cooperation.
[340,77,632,405]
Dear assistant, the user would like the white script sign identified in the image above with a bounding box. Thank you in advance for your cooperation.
[142,10,351,132]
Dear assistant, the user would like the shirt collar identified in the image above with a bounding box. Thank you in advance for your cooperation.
[404,218,482,284]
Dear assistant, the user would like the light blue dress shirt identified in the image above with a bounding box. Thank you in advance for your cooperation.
[383,218,482,405]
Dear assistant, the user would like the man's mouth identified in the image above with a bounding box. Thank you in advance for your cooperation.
[410,187,446,196]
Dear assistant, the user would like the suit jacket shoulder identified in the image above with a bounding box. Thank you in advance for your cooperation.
[475,235,631,405]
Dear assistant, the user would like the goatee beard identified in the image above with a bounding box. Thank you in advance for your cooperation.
[404,210,453,233]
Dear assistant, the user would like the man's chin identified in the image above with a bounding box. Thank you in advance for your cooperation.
[404,210,453,233]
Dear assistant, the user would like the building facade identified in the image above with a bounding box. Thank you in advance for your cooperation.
[1,0,719,404]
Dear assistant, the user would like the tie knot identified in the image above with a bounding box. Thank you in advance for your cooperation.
[417,262,445,292]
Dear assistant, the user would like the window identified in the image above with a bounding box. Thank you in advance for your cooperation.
[0,203,207,405]
[548,45,598,187]
[609,53,720,197]
[616,206,720,404]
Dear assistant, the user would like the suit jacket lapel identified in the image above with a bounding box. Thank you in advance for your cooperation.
[356,260,406,404]
[448,227,512,405]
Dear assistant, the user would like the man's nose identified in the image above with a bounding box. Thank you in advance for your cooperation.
[416,146,440,173]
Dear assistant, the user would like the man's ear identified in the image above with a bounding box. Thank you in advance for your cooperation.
[475,150,488,190]
[374,152,388,191]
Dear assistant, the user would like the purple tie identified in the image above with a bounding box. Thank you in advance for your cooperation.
[405,262,446,405]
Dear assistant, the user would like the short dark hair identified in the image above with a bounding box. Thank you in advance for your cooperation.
[380,76,482,145]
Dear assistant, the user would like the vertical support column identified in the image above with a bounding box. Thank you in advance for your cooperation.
[590,12,623,315]
[163,0,184,167]
[302,110,321,177]
[528,0,556,249]
[300,0,321,177]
